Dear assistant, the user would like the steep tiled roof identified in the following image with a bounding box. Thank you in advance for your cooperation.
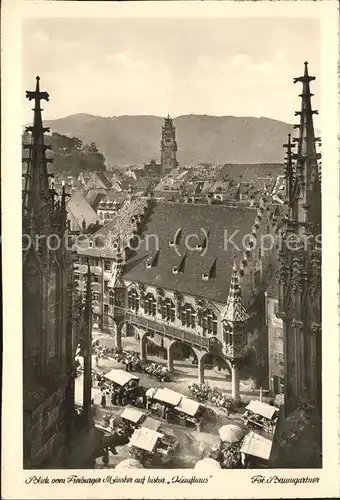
[67,189,99,231]
[94,171,113,189]
[123,202,268,304]
[85,189,107,209]
[218,163,284,182]
[77,197,151,258]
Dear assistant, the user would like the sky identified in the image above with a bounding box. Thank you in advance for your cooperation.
[22,17,321,125]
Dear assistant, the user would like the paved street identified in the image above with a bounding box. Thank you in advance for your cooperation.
[75,330,260,468]
[90,330,259,400]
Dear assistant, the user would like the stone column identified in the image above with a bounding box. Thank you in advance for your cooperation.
[139,330,147,363]
[115,322,122,352]
[197,355,205,385]
[167,343,174,372]
[231,360,240,404]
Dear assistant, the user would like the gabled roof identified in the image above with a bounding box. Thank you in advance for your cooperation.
[93,171,113,189]
[123,202,268,304]
[218,164,284,182]
[84,189,107,209]
[67,189,99,230]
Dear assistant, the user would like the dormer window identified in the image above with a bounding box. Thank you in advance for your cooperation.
[172,266,179,274]
[169,229,182,247]
[201,273,209,281]
[146,250,159,269]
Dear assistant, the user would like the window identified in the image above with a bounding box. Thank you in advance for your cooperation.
[109,290,114,305]
[278,353,284,366]
[104,304,109,313]
[104,260,111,271]
[92,258,99,267]
[144,293,156,316]
[92,292,99,302]
[223,322,232,344]
[181,303,196,329]
[93,274,99,283]
[161,298,175,322]
[202,308,217,335]
[128,288,139,312]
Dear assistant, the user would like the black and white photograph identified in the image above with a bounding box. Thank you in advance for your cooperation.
[2,1,339,499]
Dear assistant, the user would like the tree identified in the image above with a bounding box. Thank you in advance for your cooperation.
[22,131,107,176]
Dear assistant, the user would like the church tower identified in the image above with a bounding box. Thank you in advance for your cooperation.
[22,77,75,468]
[277,62,322,416]
[160,114,178,173]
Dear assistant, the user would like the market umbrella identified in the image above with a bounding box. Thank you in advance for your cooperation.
[146,387,157,398]
[194,457,221,471]
[218,424,245,443]
[115,459,144,469]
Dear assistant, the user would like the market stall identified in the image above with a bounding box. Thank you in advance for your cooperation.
[128,427,178,465]
[150,388,183,421]
[104,369,140,404]
[242,400,279,435]
[116,406,147,435]
[240,431,273,468]
[174,397,204,429]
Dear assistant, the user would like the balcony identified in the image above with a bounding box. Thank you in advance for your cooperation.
[125,311,211,351]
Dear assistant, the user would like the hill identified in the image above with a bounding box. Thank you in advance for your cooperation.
[44,113,296,166]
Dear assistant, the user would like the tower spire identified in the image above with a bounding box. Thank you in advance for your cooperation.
[293,61,320,185]
[222,258,249,323]
[22,76,53,220]
[283,133,295,208]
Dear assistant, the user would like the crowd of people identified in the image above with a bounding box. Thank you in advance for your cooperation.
[188,383,233,413]
[92,340,171,381]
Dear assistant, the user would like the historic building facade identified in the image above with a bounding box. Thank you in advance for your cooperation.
[266,281,284,396]
[75,199,279,401]
[277,62,322,415]
[160,114,178,173]
[22,77,76,468]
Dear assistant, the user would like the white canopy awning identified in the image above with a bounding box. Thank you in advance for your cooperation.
[121,407,146,424]
[104,369,139,386]
[245,400,278,420]
[174,397,200,417]
[129,427,164,452]
[153,388,182,406]
[240,431,273,461]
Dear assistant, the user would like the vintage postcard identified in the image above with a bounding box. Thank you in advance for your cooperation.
[1,0,339,499]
